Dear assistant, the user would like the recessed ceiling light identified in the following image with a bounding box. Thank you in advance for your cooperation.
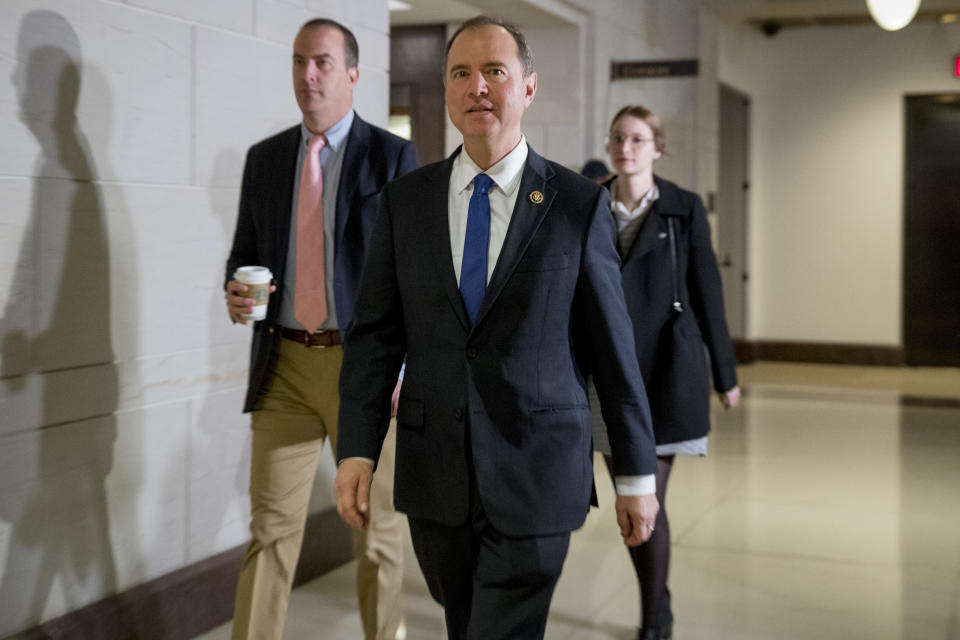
[389,0,412,10]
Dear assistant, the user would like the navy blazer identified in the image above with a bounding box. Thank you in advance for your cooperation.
[338,146,657,537]
[226,114,418,412]
[614,175,738,444]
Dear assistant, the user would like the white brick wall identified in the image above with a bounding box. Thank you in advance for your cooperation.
[0,0,387,633]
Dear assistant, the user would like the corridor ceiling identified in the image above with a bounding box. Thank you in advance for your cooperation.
[389,0,960,28]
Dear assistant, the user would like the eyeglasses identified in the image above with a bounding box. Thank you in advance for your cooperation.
[606,134,655,147]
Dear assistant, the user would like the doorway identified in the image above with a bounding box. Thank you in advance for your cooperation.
[717,84,750,345]
[389,25,447,165]
[903,94,960,366]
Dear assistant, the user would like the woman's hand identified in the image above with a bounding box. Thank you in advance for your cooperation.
[719,385,741,409]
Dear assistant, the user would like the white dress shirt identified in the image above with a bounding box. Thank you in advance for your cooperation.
[610,179,660,256]
[448,138,527,284]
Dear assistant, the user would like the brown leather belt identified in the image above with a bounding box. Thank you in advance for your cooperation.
[278,327,342,348]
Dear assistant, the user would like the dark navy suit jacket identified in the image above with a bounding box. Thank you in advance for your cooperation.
[226,114,418,412]
[337,146,657,537]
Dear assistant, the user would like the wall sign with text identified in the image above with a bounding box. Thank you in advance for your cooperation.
[610,59,699,80]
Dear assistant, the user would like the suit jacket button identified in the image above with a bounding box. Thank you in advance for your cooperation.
[466,347,478,359]
[455,407,464,421]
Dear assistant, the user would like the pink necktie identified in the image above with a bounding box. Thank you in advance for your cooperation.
[295,134,327,333]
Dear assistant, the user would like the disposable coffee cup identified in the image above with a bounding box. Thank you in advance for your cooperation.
[234,266,273,321]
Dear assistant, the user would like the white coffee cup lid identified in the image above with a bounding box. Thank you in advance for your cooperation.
[234,266,272,284]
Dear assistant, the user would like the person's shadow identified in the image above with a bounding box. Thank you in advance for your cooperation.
[0,11,126,636]
[186,148,252,560]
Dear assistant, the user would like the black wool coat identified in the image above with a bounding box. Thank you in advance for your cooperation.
[611,175,738,445]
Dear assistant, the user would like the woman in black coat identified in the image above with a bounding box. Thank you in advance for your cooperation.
[594,105,740,640]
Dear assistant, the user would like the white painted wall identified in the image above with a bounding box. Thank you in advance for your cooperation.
[521,23,585,167]
[718,18,960,345]
[581,0,706,190]
[0,0,390,634]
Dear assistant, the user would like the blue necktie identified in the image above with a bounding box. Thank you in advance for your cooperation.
[460,173,494,324]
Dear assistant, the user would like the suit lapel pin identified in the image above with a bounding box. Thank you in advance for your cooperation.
[529,190,544,204]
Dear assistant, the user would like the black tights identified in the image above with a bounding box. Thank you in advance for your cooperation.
[603,453,675,630]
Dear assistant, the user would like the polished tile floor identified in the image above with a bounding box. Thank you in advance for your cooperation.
[197,363,960,639]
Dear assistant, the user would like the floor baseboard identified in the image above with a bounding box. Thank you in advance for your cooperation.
[733,339,904,366]
[6,507,353,640]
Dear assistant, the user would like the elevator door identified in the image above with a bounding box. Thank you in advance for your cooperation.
[903,94,960,366]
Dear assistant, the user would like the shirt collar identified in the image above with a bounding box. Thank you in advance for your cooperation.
[453,135,528,196]
[611,179,660,219]
[300,109,354,153]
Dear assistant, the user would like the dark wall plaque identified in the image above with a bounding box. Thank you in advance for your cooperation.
[611,59,699,79]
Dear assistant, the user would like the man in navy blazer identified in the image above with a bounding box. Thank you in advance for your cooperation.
[224,18,416,640]
[335,16,658,639]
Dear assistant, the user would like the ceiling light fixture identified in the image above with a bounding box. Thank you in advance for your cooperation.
[389,0,412,11]
[865,0,922,31]
[941,13,958,23]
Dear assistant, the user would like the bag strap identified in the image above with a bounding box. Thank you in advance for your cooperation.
[667,217,683,314]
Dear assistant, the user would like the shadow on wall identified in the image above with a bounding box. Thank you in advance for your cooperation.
[0,10,144,637]
[187,147,251,561]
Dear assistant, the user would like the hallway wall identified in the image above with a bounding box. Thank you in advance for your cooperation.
[579,0,710,193]
[718,17,960,346]
[567,0,721,252]
[0,0,390,634]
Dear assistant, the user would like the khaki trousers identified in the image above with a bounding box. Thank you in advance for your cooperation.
[231,339,404,640]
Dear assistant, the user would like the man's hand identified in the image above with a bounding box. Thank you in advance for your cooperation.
[225,279,276,325]
[719,385,741,409]
[334,458,374,529]
[615,493,659,546]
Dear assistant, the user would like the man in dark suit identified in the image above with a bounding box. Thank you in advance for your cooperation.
[335,16,658,639]
[224,18,417,640]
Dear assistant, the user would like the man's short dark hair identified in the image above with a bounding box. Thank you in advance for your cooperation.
[300,18,359,69]
[444,15,534,78]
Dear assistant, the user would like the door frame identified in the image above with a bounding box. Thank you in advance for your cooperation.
[717,82,751,352]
